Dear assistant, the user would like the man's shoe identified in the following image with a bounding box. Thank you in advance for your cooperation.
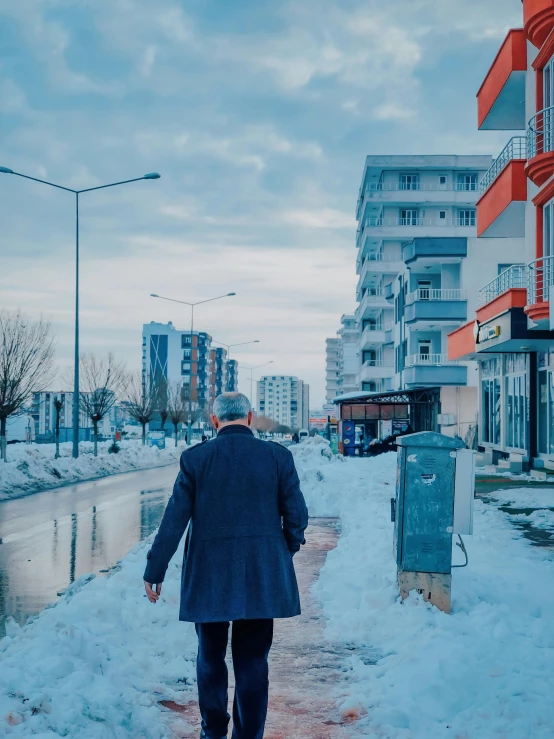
[199,732,226,739]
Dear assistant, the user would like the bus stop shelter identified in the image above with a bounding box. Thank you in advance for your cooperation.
[332,387,440,455]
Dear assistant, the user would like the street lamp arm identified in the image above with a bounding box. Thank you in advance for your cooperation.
[78,175,158,194]
[5,170,76,193]
[192,293,236,306]
[150,294,193,306]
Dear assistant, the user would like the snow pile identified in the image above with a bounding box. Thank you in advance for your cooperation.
[0,537,198,738]
[300,453,554,738]
[0,440,184,501]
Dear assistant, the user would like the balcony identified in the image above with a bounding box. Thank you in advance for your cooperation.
[477,137,527,237]
[357,288,390,317]
[357,182,484,209]
[361,216,476,240]
[478,265,527,307]
[384,322,394,345]
[523,0,554,47]
[402,237,467,266]
[405,289,468,326]
[477,29,526,130]
[526,255,554,324]
[404,355,467,387]
[356,253,403,299]
[385,283,394,301]
[358,360,395,383]
[527,106,554,185]
[358,325,386,349]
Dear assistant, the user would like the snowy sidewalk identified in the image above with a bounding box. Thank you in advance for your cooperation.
[161,518,365,738]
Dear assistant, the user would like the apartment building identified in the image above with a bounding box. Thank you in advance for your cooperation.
[142,322,238,413]
[354,155,523,438]
[29,391,113,442]
[325,338,340,403]
[257,375,310,430]
[448,8,554,472]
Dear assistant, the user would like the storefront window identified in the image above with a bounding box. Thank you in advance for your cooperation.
[481,358,501,445]
[504,354,527,451]
[537,366,554,455]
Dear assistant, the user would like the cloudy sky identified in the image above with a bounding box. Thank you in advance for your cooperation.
[0,0,522,406]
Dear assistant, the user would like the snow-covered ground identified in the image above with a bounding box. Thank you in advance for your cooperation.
[0,440,184,501]
[1,436,553,737]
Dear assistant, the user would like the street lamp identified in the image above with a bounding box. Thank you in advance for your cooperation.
[150,292,236,441]
[1,166,161,458]
[242,361,274,408]
[211,339,260,389]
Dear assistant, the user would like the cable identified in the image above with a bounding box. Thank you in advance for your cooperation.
[452,534,468,568]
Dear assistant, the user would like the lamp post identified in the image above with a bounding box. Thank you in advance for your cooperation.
[211,339,260,390]
[150,292,236,442]
[242,361,274,409]
[1,166,161,458]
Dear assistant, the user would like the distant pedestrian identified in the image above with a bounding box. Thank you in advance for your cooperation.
[144,392,309,739]
[201,434,208,443]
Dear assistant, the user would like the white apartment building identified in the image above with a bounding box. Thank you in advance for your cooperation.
[326,315,359,401]
[355,155,522,438]
[257,375,310,430]
[325,338,340,403]
[337,314,359,395]
[29,391,113,441]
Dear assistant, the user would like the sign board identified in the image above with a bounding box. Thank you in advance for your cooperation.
[322,404,338,422]
[474,320,501,344]
[147,431,166,450]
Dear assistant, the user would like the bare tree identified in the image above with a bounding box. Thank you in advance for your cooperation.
[251,415,277,437]
[0,310,56,462]
[167,383,187,447]
[124,372,156,444]
[273,424,292,436]
[53,395,64,459]
[78,353,126,456]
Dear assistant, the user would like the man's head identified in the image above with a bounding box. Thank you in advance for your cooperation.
[211,392,252,431]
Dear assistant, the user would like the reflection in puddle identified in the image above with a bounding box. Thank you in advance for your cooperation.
[0,469,175,637]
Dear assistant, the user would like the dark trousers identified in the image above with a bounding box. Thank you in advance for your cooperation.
[195,619,274,739]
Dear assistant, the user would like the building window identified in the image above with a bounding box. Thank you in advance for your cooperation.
[458,209,476,226]
[182,335,192,346]
[399,173,420,191]
[438,175,447,190]
[400,208,419,226]
[456,173,477,191]
[481,358,501,445]
[439,210,446,220]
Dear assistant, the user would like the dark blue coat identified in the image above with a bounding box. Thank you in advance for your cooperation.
[143,425,309,623]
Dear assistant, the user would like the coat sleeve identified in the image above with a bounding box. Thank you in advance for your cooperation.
[278,450,309,554]
[143,452,194,584]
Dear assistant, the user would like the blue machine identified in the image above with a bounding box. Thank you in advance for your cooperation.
[392,431,475,612]
[342,420,356,456]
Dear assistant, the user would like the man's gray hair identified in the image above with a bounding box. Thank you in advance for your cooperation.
[212,392,251,422]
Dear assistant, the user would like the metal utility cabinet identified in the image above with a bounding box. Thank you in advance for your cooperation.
[393,432,476,613]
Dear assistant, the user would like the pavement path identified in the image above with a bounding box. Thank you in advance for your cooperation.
[162,518,363,738]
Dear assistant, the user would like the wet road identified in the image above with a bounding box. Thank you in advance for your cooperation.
[0,464,179,637]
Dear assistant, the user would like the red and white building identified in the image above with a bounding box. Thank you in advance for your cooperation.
[448,1,554,472]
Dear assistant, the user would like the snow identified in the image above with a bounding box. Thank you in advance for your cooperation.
[1,435,553,737]
[0,440,186,501]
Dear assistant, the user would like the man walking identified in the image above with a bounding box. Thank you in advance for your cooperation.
[144,392,309,739]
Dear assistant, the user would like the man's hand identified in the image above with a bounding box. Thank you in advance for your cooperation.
[144,580,162,603]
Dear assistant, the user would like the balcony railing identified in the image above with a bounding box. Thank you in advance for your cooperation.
[527,255,554,305]
[366,251,402,261]
[478,136,527,196]
[360,183,477,194]
[478,264,526,307]
[361,359,391,368]
[405,354,458,367]
[406,288,467,303]
[365,217,476,228]
[528,106,554,160]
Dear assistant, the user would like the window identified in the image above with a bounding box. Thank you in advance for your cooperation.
[481,359,501,445]
[362,381,377,391]
[400,208,419,226]
[439,210,446,220]
[417,279,432,300]
[544,200,554,262]
[418,340,432,360]
[456,173,477,191]
[182,335,192,346]
[183,349,191,359]
[458,209,476,226]
[438,175,447,190]
[399,173,420,191]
